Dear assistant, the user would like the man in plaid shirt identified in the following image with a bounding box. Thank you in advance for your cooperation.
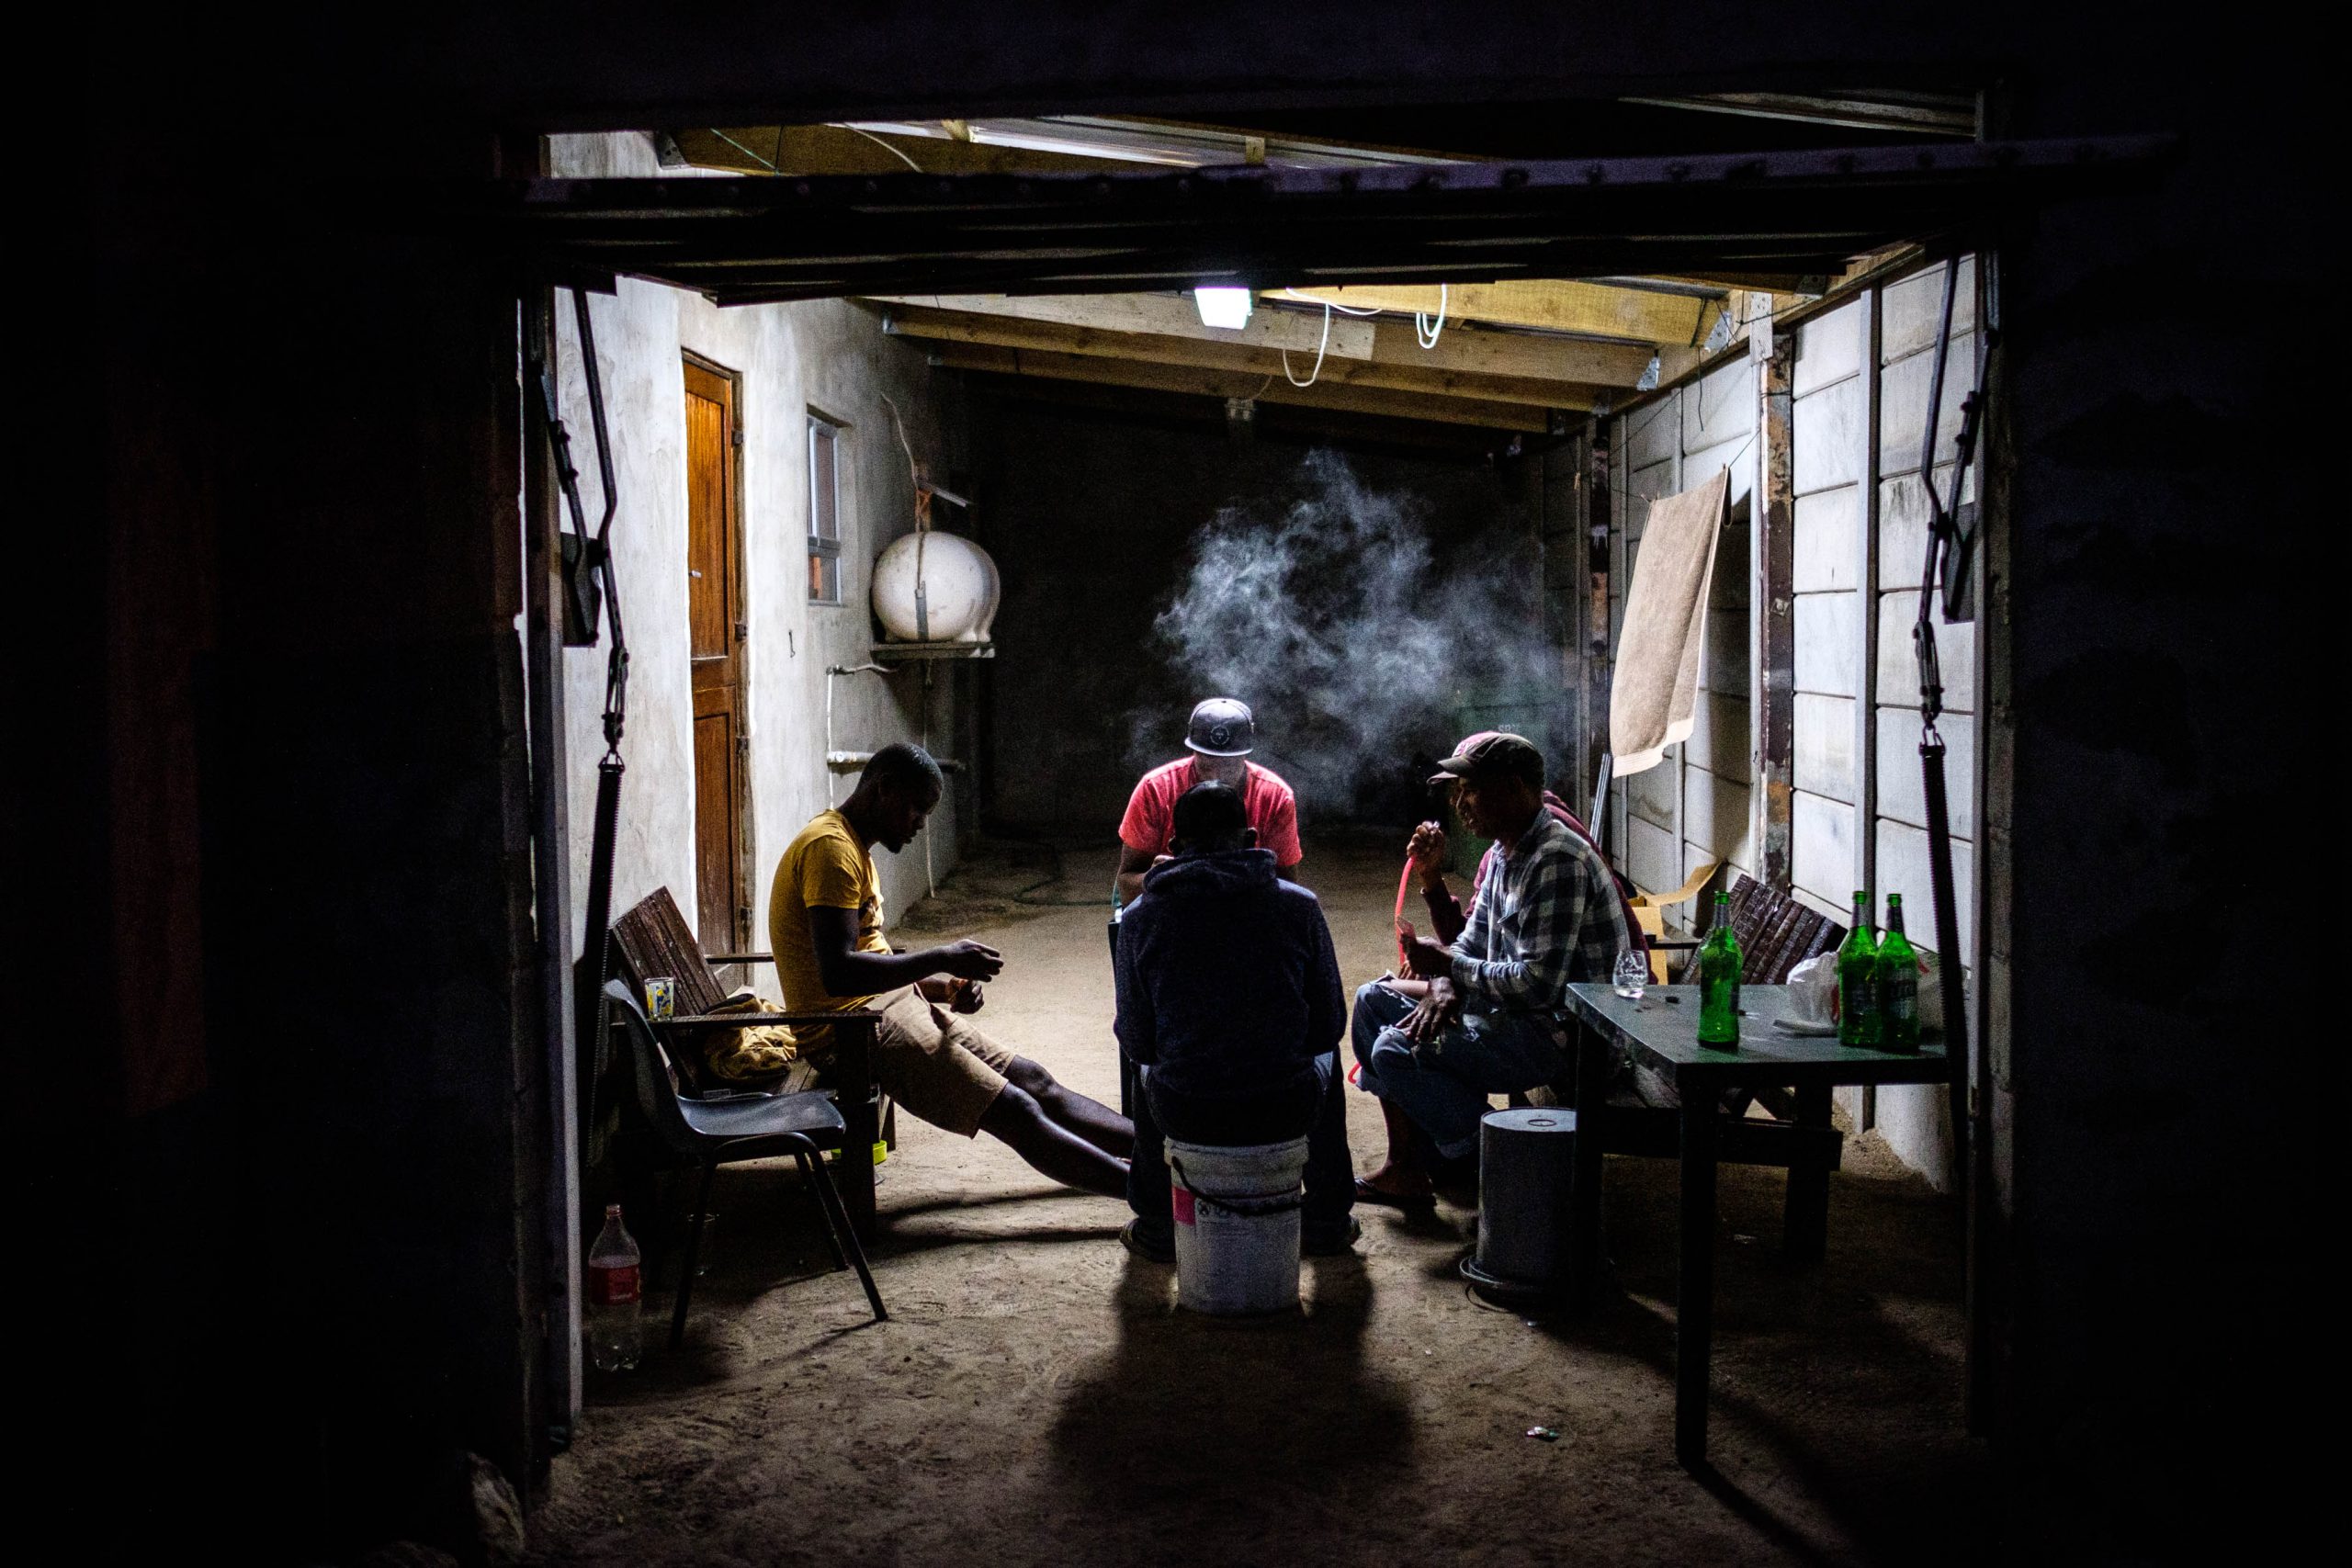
[1351,731,1631,1207]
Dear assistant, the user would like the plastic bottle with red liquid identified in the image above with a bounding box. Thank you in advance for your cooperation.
[586,1204,642,1371]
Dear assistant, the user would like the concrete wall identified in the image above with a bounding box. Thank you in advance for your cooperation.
[1779,258,1981,1187]
[1603,355,1761,926]
[548,135,970,982]
[975,393,1542,840]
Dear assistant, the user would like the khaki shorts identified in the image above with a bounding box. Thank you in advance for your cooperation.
[813,986,1017,1138]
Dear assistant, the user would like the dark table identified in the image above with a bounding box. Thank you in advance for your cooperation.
[1561,982,1951,1465]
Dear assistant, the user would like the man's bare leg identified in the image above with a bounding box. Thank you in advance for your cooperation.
[978,1082,1129,1197]
[1007,1056,1135,1158]
[1358,1097,1435,1201]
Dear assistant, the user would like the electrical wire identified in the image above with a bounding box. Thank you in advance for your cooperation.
[1277,288,1383,316]
[1281,303,1333,388]
[1416,282,1449,349]
[706,128,780,172]
[844,125,923,172]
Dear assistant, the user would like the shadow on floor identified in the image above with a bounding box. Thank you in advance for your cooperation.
[1046,1253,1417,1529]
[1517,1151,1991,1567]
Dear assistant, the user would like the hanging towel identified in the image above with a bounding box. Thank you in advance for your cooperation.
[1609,468,1729,777]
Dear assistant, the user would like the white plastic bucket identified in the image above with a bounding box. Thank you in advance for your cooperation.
[1165,1136,1310,1315]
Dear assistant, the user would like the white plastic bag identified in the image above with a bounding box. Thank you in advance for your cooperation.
[1787,952,1838,1027]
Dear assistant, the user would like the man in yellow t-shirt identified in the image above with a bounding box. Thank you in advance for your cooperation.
[771,743,1131,1197]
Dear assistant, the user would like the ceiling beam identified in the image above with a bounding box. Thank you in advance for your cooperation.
[873,291,1375,358]
[1271,281,1724,346]
[926,343,1554,430]
[490,137,2174,306]
[882,303,1615,405]
[670,126,1126,177]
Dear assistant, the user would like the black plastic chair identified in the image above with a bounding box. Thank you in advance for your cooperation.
[604,979,887,1348]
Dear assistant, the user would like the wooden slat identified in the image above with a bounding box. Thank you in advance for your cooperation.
[884,300,1650,392]
[875,291,1374,358]
[1272,281,1723,346]
[882,293,1672,385]
[886,307,1606,408]
[677,125,1118,178]
[610,888,731,1016]
[1719,872,1849,986]
[933,343,1555,430]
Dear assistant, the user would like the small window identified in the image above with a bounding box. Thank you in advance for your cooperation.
[808,414,843,604]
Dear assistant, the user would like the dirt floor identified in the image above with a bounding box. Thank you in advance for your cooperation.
[534,837,1984,1567]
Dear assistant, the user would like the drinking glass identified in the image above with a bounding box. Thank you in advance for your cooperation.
[643,976,677,1021]
[1612,948,1649,1000]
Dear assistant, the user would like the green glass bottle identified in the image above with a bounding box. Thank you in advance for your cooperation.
[1696,889,1743,1046]
[1837,890,1882,1047]
[1877,893,1920,1051]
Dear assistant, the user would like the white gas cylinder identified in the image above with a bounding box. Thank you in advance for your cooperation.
[871,529,1000,643]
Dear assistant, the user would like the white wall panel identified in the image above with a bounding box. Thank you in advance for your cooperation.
[1876,465,1978,591]
[1792,789,1856,908]
[1627,751,1677,827]
[1793,485,1860,592]
[1874,818,1974,967]
[1684,358,1755,453]
[1879,331,1976,478]
[1685,435,1756,508]
[1876,1085,1958,1194]
[1792,299,1864,395]
[1792,374,1867,495]
[1794,693,1857,802]
[1685,690,1749,779]
[1794,592,1862,696]
[1875,708,1976,837]
[1625,812,1680,897]
[1626,393,1681,470]
[1880,255,1977,362]
[1683,766,1753,872]
[1704,607,1751,696]
[1875,591,1976,715]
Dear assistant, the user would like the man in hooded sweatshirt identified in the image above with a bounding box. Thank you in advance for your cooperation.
[1112,780,1357,1261]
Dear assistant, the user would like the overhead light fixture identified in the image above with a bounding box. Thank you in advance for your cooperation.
[1193,288,1254,330]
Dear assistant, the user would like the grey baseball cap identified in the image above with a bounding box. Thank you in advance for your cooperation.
[1184,697,1257,757]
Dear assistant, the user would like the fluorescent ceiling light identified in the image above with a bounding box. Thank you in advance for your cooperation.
[1193,288,1254,330]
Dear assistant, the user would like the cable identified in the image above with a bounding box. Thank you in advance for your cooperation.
[706,128,780,172]
[1281,303,1333,388]
[1277,288,1383,316]
[1416,282,1449,349]
[844,126,923,172]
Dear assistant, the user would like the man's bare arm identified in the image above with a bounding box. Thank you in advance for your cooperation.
[807,906,1001,998]
[1115,842,1165,907]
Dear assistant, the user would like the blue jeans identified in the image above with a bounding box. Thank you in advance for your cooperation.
[1127,1055,1355,1249]
[1349,980,1567,1161]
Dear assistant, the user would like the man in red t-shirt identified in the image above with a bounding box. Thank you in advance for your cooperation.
[1116,698,1303,904]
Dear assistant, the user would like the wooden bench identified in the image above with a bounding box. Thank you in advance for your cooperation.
[1536,873,1853,1259]
[607,887,886,1240]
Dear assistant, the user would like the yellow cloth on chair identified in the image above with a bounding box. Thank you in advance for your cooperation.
[696,994,811,1089]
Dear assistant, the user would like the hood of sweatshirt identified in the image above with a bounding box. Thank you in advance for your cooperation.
[1140,846,1279,901]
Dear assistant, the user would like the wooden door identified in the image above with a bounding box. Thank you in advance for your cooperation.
[684,358,748,958]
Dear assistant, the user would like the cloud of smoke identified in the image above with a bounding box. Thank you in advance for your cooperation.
[1136,449,1555,822]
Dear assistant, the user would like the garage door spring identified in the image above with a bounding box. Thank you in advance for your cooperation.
[526,288,629,1136]
[1910,256,1989,1170]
